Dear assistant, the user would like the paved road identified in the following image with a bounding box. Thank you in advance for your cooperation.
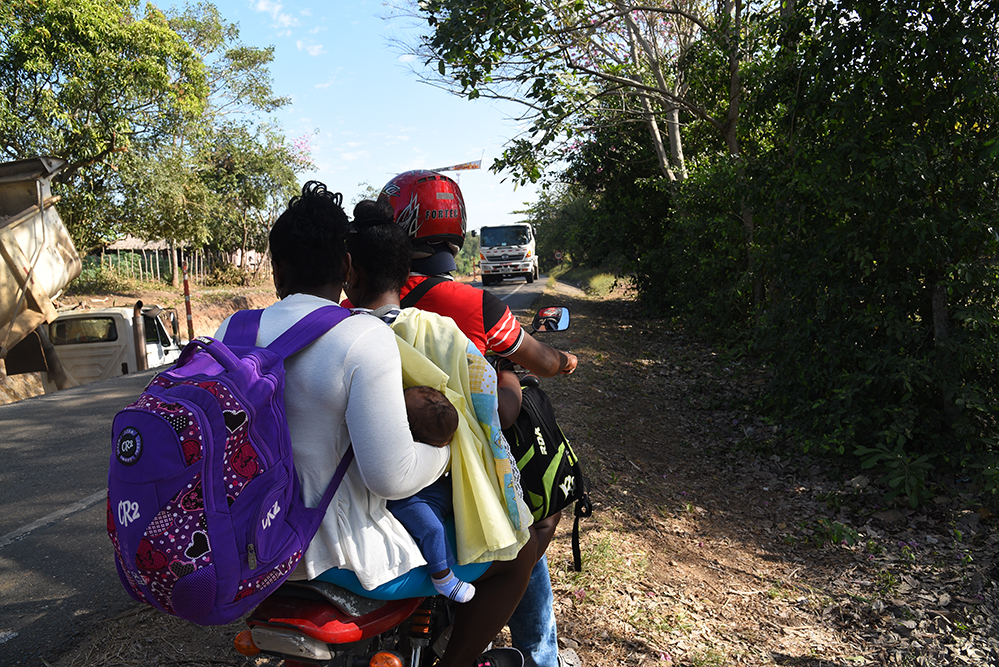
[0,369,158,666]
[469,275,546,315]
[0,276,546,665]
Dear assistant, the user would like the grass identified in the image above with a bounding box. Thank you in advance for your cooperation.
[689,647,728,666]
[65,265,140,296]
[561,534,645,608]
[767,581,796,600]
[627,607,685,641]
[548,265,621,297]
[875,570,899,598]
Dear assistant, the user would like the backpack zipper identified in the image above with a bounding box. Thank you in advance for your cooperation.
[247,543,257,569]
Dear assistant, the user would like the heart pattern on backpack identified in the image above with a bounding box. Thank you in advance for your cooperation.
[170,561,196,578]
[232,551,300,603]
[185,531,210,559]
[136,538,169,571]
[165,413,189,433]
[145,507,174,536]
[224,410,247,432]
[231,442,259,478]
[179,481,203,512]
[106,498,114,534]
[182,439,201,465]
[198,381,221,398]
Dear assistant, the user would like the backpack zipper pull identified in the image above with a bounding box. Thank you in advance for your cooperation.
[247,543,257,570]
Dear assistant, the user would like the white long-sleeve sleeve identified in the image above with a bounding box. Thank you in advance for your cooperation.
[341,332,449,499]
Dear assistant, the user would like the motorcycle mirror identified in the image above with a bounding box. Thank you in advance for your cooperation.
[532,307,570,332]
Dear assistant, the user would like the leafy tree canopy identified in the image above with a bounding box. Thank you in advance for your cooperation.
[0,0,207,178]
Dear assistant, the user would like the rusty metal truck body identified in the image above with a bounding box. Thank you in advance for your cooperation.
[1,157,82,388]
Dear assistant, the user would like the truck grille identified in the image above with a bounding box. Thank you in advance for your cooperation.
[490,251,526,261]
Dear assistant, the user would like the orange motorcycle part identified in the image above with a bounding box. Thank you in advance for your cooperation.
[247,594,425,644]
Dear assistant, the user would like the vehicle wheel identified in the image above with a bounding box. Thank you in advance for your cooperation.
[482,277,493,286]
[534,265,540,280]
[526,272,534,284]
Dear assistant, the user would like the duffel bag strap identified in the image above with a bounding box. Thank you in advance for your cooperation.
[571,491,593,572]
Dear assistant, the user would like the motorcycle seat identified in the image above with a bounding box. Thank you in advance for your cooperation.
[276,579,386,617]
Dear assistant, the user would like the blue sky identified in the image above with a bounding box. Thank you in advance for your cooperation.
[190,0,540,230]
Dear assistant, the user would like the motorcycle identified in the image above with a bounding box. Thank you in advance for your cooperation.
[233,577,451,667]
[232,307,571,667]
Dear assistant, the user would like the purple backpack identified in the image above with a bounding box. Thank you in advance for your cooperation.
[107,305,353,625]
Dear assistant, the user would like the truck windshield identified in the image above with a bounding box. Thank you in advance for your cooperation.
[49,317,118,345]
[481,226,530,247]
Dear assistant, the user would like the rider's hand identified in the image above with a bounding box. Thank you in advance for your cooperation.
[560,352,578,375]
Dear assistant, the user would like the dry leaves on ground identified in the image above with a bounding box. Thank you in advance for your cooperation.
[540,282,998,667]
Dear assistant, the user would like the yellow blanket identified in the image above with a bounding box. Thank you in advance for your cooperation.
[391,309,531,564]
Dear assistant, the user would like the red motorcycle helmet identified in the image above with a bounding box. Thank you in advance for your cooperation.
[378,170,467,257]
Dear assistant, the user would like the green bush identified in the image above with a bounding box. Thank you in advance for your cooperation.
[636,157,751,331]
[204,264,256,287]
[65,257,137,295]
[741,0,999,506]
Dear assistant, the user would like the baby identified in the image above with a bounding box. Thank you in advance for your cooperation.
[387,385,474,603]
[404,385,459,448]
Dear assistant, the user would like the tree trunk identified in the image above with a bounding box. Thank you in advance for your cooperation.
[666,105,687,180]
[621,4,680,181]
[170,242,179,288]
[240,210,250,271]
[643,102,676,181]
[932,282,959,427]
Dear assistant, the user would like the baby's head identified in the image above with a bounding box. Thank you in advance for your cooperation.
[404,385,458,448]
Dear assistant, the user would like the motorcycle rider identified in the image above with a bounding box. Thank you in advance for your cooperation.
[377,170,579,667]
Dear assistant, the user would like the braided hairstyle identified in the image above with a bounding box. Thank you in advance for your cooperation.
[269,181,349,291]
[348,199,413,297]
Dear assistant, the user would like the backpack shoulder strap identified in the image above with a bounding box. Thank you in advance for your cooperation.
[400,276,448,309]
[222,309,264,347]
[313,444,355,520]
[267,305,351,359]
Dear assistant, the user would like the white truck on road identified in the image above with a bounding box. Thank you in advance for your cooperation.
[39,303,183,392]
[478,223,540,286]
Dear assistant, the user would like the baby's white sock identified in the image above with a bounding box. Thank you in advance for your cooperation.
[432,570,476,603]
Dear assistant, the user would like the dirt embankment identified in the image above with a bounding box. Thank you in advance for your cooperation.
[0,286,277,405]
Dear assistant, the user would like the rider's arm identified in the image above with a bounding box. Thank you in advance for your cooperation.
[497,370,523,430]
[482,291,577,376]
[505,333,578,377]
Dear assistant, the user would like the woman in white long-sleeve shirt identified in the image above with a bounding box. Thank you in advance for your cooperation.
[217,182,535,667]
[218,292,449,588]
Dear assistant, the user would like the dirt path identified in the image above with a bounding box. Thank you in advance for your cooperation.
[45,282,998,666]
[540,286,997,667]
